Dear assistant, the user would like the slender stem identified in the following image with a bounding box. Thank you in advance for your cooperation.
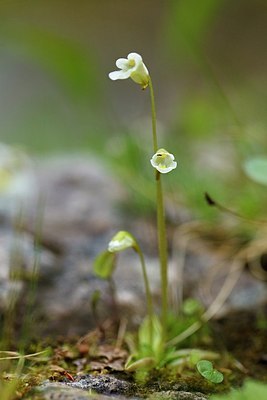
[136,246,154,343]
[148,77,168,342]
[156,175,168,339]
[148,77,158,152]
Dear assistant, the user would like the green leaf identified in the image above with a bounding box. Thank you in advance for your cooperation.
[166,349,219,367]
[244,157,267,186]
[211,380,267,399]
[182,298,203,316]
[197,360,224,383]
[125,356,156,372]
[93,250,116,279]
[138,315,163,358]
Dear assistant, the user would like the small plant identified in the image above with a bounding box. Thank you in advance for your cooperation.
[94,230,154,343]
[94,52,219,374]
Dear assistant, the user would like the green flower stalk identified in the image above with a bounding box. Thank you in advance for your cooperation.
[148,79,177,342]
[108,231,154,343]
[108,52,177,346]
[108,231,153,328]
[94,230,154,343]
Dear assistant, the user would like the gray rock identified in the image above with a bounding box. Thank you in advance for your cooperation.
[31,154,124,248]
[68,374,132,396]
[32,382,131,399]
[148,391,207,400]
[0,230,58,315]
[31,378,208,400]
[0,153,125,336]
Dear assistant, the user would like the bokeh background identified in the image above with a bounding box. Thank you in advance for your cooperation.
[1,0,267,221]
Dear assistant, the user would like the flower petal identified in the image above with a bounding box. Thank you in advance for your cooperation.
[108,70,131,80]
[116,58,129,70]
[157,162,177,174]
[127,52,143,64]
[109,52,149,88]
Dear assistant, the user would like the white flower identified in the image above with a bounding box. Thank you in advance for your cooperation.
[108,52,149,89]
[108,230,137,253]
[150,148,177,174]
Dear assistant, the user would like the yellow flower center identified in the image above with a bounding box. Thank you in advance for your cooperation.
[128,59,136,68]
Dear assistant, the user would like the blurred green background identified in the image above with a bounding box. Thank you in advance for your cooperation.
[1,0,267,221]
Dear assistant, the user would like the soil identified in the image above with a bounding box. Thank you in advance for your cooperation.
[212,307,267,382]
[2,304,265,400]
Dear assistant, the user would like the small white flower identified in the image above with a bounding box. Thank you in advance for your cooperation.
[108,231,136,253]
[108,52,149,89]
[150,148,177,174]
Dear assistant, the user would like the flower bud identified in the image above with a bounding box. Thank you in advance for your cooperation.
[108,230,137,253]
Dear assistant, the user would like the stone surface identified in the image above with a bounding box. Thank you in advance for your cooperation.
[31,377,208,400]
[32,382,132,399]
[0,153,125,336]
[68,374,133,395]
[149,391,207,400]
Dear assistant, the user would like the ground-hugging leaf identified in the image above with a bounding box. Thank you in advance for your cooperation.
[197,360,223,383]
[211,380,267,399]
[244,157,267,186]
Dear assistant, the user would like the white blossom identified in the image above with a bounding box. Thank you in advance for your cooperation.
[150,148,177,174]
[109,52,149,89]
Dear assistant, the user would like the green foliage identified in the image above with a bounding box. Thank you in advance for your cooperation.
[125,299,214,372]
[125,315,163,371]
[0,24,105,152]
[211,380,267,399]
[197,360,224,383]
[0,358,24,400]
[93,250,116,279]
[167,0,225,59]
[1,25,98,100]
[256,310,267,330]
[166,300,207,347]
[182,298,204,316]
[95,228,211,375]
[138,315,163,359]
[244,157,267,186]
